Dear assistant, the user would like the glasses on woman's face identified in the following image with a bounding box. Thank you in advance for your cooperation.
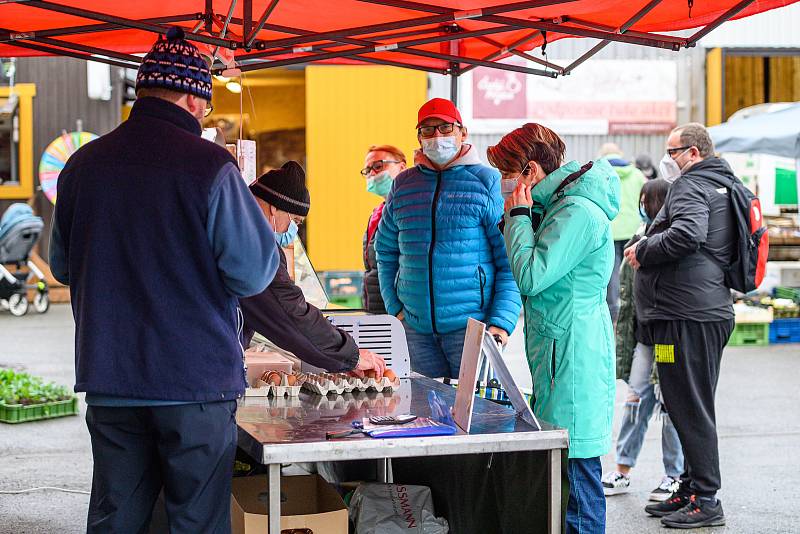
[203,102,214,118]
[360,160,401,176]
[417,122,460,138]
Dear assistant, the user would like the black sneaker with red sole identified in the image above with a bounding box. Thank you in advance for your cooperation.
[661,496,726,529]
[644,490,691,518]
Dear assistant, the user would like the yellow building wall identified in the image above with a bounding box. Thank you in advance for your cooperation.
[0,84,36,200]
[211,70,305,135]
[706,48,723,127]
[305,66,427,271]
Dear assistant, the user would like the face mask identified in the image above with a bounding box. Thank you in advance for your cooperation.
[366,171,394,198]
[639,205,652,225]
[275,219,298,248]
[421,136,459,166]
[658,149,689,184]
[500,163,529,200]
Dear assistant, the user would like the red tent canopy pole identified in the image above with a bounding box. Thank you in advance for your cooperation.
[361,0,686,50]
[4,14,200,41]
[560,0,665,75]
[474,34,566,74]
[687,0,756,45]
[246,0,576,54]
[20,0,240,49]
[1,38,140,70]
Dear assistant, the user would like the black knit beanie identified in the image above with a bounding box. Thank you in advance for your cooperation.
[249,161,310,216]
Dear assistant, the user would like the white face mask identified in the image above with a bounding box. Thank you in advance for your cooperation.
[500,163,529,199]
[658,149,689,184]
[421,136,459,166]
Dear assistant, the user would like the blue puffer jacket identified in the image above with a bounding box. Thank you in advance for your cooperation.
[375,145,522,335]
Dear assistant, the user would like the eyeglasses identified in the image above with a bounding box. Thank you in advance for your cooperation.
[360,160,402,176]
[203,102,214,118]
[666,145,691,157]
[417,122,461,138]
[289,215,305,227]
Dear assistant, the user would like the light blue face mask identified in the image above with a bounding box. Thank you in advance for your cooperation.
[366,171,394,198]
[275,219,298,248]
[639,205,652,225]
[421,135,459,166]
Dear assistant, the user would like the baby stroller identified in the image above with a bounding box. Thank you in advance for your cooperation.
[0,203,49,316]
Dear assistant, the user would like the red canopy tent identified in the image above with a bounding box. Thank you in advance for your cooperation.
[0,0,797,99]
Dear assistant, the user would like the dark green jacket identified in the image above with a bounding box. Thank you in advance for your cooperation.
[615,255,637,382]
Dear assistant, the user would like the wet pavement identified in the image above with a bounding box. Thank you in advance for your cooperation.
[1,304,797,533]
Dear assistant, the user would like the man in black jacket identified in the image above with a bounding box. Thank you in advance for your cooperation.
[625,123,735,529]
[241,161,386,376]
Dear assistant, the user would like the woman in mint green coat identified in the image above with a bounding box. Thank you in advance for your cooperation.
[488,123,620,534]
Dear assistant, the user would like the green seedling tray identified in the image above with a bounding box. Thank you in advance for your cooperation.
[0,397,79,424]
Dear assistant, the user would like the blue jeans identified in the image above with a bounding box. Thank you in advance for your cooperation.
[567,457,605,534]
[615,343,684,478]
[402,321,466,379]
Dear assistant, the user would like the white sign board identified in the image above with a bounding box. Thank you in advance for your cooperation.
[452,318,485,433]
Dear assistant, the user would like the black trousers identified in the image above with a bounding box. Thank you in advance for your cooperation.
[639,319,734,498]
[85,401,238,534]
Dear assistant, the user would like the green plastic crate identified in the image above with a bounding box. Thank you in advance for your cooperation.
[329,295,363,309]
[728,322,770,347]
[0,397,79,424]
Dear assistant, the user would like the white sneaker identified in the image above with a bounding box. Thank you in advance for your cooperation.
[649,475,680,501]
[602,470,631,496]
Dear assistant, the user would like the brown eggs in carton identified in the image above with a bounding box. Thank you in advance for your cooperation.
[245,370,306,397]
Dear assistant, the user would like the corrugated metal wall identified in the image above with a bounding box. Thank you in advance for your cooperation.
[471,132,666,168]
[2,57,122,255]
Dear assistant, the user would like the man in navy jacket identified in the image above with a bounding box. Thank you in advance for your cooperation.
[49,28,279,533]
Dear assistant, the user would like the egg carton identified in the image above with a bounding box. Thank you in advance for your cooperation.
[307,390,398,412]
[245,371,306,397]
[301,372,401,396]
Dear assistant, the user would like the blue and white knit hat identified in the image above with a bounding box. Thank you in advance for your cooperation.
[136,26,212,100]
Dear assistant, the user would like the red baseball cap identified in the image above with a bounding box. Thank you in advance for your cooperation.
[416,98,463,128]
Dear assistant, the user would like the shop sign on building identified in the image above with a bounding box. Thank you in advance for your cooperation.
[468,59,677,135]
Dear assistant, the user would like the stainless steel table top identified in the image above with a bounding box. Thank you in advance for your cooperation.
[237,377,568,465]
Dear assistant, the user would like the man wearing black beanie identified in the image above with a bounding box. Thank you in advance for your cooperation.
[241,161,386,376]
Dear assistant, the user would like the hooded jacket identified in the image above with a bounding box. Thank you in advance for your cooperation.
[634,157,736,323]
[606,155,645,242]
[375,144,521,335]
[503,159,620,459]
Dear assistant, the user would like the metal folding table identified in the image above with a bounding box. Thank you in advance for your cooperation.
[236,376,568,534]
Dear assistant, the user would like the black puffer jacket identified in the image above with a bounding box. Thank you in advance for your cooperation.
[362,205,387,315]
[240,247,359,372]
[635,157,736,323]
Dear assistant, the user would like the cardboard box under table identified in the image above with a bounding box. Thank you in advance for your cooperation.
[231,474,347,534]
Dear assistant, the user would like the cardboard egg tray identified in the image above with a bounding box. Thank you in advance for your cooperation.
[245,371,305,397]
[301,372,401,396]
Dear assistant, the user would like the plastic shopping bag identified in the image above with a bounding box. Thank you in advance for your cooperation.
[349,483,449,534]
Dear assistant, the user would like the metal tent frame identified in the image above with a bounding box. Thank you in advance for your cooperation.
[0,0,763,103]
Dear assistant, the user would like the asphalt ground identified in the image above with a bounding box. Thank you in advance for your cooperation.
[1,304,798,533]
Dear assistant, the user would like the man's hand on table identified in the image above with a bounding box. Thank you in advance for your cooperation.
[353,349,386,378]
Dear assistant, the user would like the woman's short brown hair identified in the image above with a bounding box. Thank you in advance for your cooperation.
[487,123,566,176]
[367,144,406,164]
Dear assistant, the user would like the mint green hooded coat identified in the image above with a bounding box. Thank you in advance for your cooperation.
[504,160,620,459]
